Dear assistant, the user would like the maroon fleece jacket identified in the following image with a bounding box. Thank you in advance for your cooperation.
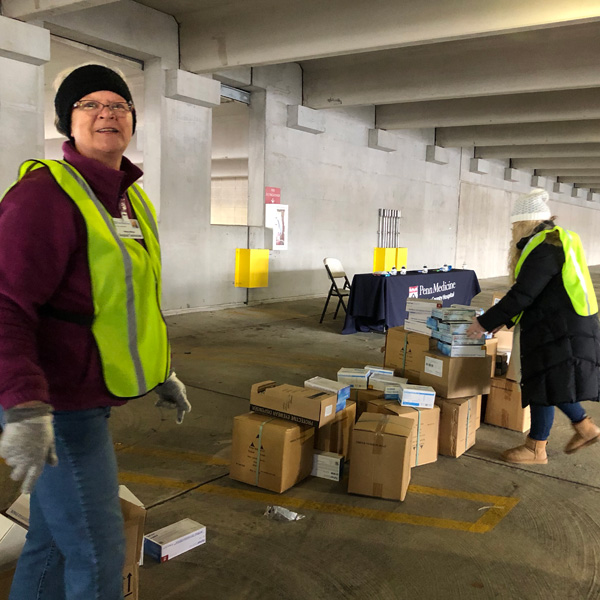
[0,142,145,411]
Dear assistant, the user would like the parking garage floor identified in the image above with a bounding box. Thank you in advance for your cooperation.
[2,272,600,599]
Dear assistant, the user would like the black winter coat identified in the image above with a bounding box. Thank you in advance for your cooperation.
[478,236,600,407]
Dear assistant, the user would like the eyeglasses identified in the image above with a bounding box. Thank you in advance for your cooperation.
[72,100,134,115]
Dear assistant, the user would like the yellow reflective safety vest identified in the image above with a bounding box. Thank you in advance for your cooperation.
[11,159,171,398]
[514,225,598,322]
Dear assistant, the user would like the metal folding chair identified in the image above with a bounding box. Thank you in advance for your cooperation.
[320,258,351,323]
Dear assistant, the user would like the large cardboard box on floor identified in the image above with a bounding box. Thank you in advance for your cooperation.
[436,396,479,458]
[250,381,336,427]
[348,413,413,501]
[314,401,356,460]
[230,412,314,493]
[485,377,531,432]
[366,401,440,467]
[0,488,145,600]
[384,326,436,377]
[420,351,492,399]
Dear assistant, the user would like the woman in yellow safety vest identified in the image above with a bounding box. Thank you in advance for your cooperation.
[467,189,600,465]
[0,64,191,600]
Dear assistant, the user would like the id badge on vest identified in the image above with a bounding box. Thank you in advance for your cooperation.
[113,216,144,239]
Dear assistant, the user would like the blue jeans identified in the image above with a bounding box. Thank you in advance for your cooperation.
[2,407,125,600]
[529,402,587,441]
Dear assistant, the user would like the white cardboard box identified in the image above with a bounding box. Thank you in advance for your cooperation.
[144,519,206,563]
[311,450,344,481]
[337,368,370,389]
[369,373,408,391]
[304,377,350,412]
[364,365,394,377]
[398,383,436,409]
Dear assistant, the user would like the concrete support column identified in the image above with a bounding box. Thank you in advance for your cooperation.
[0,17,49,190]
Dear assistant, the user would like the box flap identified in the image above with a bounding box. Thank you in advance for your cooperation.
[354,413,413,438]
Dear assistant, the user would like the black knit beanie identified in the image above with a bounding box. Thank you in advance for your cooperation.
[54,64,136,138]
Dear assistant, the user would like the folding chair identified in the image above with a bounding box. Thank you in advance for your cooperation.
[320,258,351,323]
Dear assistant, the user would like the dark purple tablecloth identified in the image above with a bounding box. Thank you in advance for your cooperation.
[342,269,480,334]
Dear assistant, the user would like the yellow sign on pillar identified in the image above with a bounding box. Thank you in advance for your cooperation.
[374,247,408,272]
[235,249,269,288]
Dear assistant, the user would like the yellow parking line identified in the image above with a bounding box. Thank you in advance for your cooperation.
[117,471,519,534]
[116,445,229,466]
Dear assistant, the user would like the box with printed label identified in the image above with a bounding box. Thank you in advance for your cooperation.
[304,377,349,412]
[432,330,486,346]
[485,377,531,432]
[2,488,145,600]
[314,401,356,460]
[384,326,436,376]
[436,341,487,358]
[250,381,336,428]
[364,365,395,378]
[420,351,492,399]
[348,412,413,501]
[230,412,314,493]
[369,373,408,392]
[144,519,206,563]
[436,396,478,457]
[337,367,370,389]
[396,382,436,409]
[431,307,478,322]
[366,401,440,467]
[311,450,344,481]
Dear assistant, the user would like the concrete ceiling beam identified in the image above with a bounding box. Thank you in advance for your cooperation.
[302,22,600,108]
[176,0,600,72]
[558,176,600,184]
[537,169,600,177]
[1,0,117,20]
[574,183,600,188]
[475,144,600,159]
[513,158,600,170]
[436,120,600,148]
[376,88,600,129]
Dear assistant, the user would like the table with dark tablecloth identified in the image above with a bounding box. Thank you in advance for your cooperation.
[342,269,480,334]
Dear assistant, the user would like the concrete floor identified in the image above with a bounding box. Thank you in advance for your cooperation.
[2,272,600,599]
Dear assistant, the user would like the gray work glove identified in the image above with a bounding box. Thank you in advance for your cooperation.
[0,405,57,494]
[155,372,191,424]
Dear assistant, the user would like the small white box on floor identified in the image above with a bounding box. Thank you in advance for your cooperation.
[311,450,344,481]
[144,519,206,563]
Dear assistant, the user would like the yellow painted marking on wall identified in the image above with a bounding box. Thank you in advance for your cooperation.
[117,445,229,466]
[117,470,519,534]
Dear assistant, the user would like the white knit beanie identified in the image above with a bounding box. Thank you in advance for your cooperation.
[510,189,551,223]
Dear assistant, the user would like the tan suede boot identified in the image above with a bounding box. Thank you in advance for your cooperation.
[502,437,548,464]
[564,417,600,454]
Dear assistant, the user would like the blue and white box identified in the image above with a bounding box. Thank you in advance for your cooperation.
[369,373,408,392]
[337,367,370,389]
[305,376,350,412]
[144,519,206,563]
[364,365,395,378]
[397,382,436,409]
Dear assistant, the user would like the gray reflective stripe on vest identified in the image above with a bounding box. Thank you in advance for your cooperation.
[565,231,592,315]
[59,161,147,395]
[129,184,159,242]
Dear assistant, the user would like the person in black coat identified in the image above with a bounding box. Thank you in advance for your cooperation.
[466,189,600,464]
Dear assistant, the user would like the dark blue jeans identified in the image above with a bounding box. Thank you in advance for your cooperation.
[529,402,587,441]
[3,407,125,600]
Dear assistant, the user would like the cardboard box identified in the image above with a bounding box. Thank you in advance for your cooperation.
[250,381,336,427]
[495,328,514,351]
[474,395,482,429]
[431,307,477,322]
[348,413,413,501]
[351,389,384,420]
[144,519,206,563]
[486,377,531,432]
[506,351,519,382]
[485,338,498,377]
[304,377,349,412]
[230,412,314,493]
[432,330,485,346]
[420,351,492,399]
[337,367,370,389]
[369,373,408,392]
[0,514,26,600]
[364,365,394,377]
[2,489,145,600]
[366,401,440,468]
[384,326,436,376]
[436,341,487,357]
[311,451,344,481]
[436,396,479,457]
[314,401,356,460]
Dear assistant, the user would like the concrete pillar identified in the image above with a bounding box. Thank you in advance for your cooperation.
[0,17,49,190]
[143,59,246,309]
